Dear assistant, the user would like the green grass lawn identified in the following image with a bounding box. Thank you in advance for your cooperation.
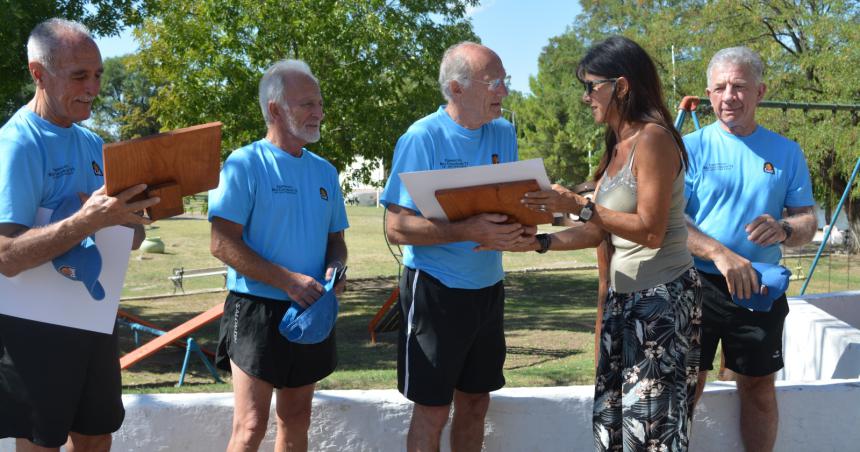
[123,206,597,297]
[119,206,851,392]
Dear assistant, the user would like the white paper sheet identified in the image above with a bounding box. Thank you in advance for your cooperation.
[399,158,553,220]
[0,208,133,334]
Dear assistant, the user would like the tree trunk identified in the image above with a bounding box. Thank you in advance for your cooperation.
[849,199,860,254]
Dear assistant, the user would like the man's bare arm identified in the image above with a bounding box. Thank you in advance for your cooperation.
[0,184,158,277]
[686,217,759,300]
[324,231,348,294]
[745,206,816,248]
[384,204,534,250]
[210,216,323,307]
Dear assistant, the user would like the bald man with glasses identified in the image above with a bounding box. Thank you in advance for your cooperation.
[381,41,533,451]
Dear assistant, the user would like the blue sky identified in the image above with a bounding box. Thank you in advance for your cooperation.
[95,0,582,95]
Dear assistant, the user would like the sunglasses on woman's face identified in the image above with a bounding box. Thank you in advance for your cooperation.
[582,78,618,96]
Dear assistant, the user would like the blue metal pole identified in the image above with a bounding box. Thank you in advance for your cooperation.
[800,155,860,295]
[674,110,687,130]
[176,337,194,387]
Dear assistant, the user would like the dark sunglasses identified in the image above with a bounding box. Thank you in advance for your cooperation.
[582,78,618,96]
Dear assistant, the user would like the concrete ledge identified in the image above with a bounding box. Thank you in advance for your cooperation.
[782,295,860,380]
[6,381,858,452]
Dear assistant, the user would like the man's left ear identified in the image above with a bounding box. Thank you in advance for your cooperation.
[28,62,45,86]
[757,82,767,102]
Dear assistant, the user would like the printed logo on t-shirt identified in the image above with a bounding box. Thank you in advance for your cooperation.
[92,161,103,176]
[763,162,775,174]
[439,158,469,169]
[492,154,500,164]
[47,164,75,179]
[272,185,298,195]
[703,163,733,172]
[319,187,328,201]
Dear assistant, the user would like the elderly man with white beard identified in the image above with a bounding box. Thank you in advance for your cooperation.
[208,60,349,452]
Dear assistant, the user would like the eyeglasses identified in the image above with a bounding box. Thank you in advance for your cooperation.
[582,78,618,96]
[470,75,511,91]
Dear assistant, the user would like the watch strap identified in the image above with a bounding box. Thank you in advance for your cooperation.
[536,233,552,254]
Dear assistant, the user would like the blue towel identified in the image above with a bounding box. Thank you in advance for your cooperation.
[732,262,791,312]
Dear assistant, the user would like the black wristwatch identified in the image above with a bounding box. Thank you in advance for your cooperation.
[577,199,595,223]
[779,219,793,243]
[536,233,552,254]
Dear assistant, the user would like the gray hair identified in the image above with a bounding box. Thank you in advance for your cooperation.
[258,59,318,124]
[27,18,93,70]
[707,46,764,86]
[438,42,480,101]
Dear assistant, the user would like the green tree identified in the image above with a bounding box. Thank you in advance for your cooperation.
[134,0,479,172]
[506,31,601,186]
[90,54,161,142]
[0,0,142,122]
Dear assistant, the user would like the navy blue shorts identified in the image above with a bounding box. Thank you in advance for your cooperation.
[698,271,789,376]
[216,291,337,388]
[0,315,124,448]
[397,267,506,406]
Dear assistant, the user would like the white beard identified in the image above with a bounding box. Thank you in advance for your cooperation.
[285,110,321,143]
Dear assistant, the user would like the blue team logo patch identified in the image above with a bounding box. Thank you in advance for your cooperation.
[492,154,500,164]
[763,162,775,174]
[319,187,328,201]
[92,161,103,176]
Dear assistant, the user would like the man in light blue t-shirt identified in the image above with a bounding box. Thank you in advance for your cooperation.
[381,42,534,451]
[0,19,158,451]
[684,47,817,452]
[208,60,348,452]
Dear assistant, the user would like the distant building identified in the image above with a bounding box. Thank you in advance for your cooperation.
[340,156,385,206]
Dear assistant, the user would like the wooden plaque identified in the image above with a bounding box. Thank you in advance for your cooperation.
[435,179,553,226]
[102,122,222,220]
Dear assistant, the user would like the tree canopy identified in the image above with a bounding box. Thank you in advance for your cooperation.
[90,55,161,142]
[133,0,479,176]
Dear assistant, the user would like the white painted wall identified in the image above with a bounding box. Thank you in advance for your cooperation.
[780,293,860,380]
[4,296,860,451]
[4,382,859,452]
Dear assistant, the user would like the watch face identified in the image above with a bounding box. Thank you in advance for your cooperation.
[580,206,592,220]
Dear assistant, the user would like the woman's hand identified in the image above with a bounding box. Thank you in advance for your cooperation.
[522,184,585,215]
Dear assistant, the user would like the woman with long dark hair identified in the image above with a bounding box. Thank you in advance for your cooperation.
[519,36,702,451]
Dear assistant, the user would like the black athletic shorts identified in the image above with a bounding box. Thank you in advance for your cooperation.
[698,271,789,376]
[216,291,336,388]
[397,267,506,406]
[0,314,124,448]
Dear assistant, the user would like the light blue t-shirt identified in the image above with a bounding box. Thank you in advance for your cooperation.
[0,107,105,227]
[208,139,349,300]
[380,106,518,289]
[684,122,814,274]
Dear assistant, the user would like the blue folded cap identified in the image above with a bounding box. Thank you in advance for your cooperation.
[50,196,105,301]
[732,262,791,312]
[278,269,340,344]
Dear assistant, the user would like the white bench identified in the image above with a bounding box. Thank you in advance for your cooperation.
[169,266,228,294]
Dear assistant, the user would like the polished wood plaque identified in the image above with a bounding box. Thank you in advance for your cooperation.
[435,179,553,226]
[103,122,222,220]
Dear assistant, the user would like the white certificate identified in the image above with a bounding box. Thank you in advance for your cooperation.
[399,158,553,220]
[0,208,133,334]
